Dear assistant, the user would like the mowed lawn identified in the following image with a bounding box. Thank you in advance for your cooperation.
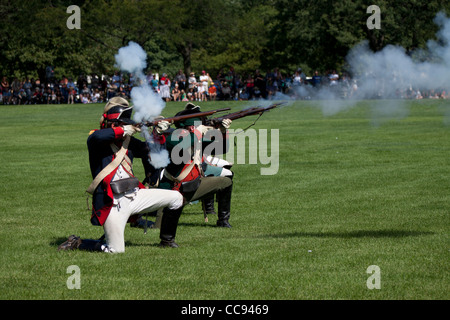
[0,99,448,300]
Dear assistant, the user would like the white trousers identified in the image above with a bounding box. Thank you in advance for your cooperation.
[205,155,232,168]
[103,188,183,253]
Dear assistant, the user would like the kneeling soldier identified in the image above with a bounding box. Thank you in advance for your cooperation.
[58,97,184,253]
[157,104,234,246]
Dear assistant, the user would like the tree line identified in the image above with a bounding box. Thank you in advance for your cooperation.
[1,0,449,80]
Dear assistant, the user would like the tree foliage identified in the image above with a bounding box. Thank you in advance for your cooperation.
[267,0,450,74]
[1,0,449,80]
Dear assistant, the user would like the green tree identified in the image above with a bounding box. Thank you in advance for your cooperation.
[158,0,235,76]
[191,2,277,76]
[267,0,450,74]
[2,0,450,81]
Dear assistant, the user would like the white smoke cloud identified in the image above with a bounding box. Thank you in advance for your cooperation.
[287,11,450,123]
[345,11,450,120]
[114,41,147,79]
[114,41,169,168]
[130,84,165,123]
[141,125,171,169]
[114,41,166,123]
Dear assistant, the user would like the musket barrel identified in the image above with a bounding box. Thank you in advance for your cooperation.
[138,107,231,127]
[208,102,287,127]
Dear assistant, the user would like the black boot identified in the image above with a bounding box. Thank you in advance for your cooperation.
[216,182,232,228]
[58,235,105,252]
[130,215,155,230]
[79,239,105,251]
[58,235,82,251]
[202,195,216,215]
[159,206,183,248]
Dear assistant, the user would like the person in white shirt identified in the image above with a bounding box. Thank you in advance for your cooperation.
[199,70,209,101]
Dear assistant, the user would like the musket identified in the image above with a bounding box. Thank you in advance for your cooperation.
[206,102,287,127]
[137,107,231,127]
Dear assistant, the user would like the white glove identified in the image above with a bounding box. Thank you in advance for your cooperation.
[123,125,140,137]
[221,119,232,129]
[196,124,214,134]
[155,120,171,134]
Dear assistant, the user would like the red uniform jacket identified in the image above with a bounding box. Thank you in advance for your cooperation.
[87,127,152,226]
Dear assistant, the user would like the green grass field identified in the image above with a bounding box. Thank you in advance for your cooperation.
[0,99,448,300]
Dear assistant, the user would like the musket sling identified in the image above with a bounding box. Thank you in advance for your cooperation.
[163,139,203,183]
[86,136,131,195]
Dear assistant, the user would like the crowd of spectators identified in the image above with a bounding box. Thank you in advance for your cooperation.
[0,74,108,105]
[1,66,449,105]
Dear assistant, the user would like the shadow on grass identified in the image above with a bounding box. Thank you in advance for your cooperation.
[50,236,103,250]
[50,237,72,247]
[178,222,218,228]
[50,236,161,249]
[262,229,434,239]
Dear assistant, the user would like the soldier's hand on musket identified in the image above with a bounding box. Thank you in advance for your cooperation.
[123,124,141,137]
[221,119,232,130]
[155,120,171,134]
